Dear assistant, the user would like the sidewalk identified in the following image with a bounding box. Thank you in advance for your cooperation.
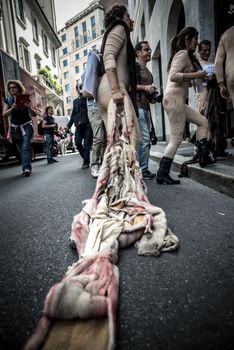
[150,140,234,198]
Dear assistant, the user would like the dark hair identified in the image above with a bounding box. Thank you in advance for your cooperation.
[104,4,127,28]
[76,83,82,91]
[167,26,199,71]
[134,41,149,52]
[45,106,53,114]
[198,40,211,51]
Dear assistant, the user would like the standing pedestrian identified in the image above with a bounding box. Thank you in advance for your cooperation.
[3,80,35,177]
[97,4,141,148]
[67,84,93,169]
[215,25,234,107]
[57,126,68,156]
[135,41,158,180]
[156,27,209,185]
[87,97,106,178]
[42,106,58,164]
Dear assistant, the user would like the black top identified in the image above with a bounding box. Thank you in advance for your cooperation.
[67,96,89,129]
[43,115,55,135]
[5,96,31,125]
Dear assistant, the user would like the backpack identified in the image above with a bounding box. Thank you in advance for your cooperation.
[38,120,44,135]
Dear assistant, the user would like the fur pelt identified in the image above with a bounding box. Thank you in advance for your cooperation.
[23,97,178,350]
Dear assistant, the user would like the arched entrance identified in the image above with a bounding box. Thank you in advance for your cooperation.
[167,0,185,52]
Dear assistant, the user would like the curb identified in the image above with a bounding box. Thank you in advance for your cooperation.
[150,152,234,198]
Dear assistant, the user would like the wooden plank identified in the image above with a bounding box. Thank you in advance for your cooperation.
[42,317,109,350]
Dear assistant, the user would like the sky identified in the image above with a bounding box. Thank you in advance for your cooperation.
[54,0,90,30]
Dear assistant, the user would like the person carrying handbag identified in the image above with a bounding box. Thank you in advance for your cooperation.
[2,80,35,177]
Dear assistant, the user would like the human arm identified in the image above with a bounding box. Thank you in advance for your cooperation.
[2,101,17,118]
[169,50,208,82]
[103,24,126,104]
[137,84,156,94]
[66,101,77,130]
[42,117,57,129]
[214,36,230,99]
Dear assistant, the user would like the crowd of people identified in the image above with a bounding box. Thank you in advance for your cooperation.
[2,4,233,183]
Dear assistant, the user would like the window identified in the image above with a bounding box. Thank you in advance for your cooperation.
[63,47,68,55]
[32,16,39,43]
[42,31,49,56]
[61,34,66,42]
[90,16,96,39]
[74,26,79,37]
[83,49,87,56]
[51,46,56,66]
[65,84,70,92]
[19,39,31,72]
[34,54,42,73]
[74,26,80,47]
[75,65,79,73]
[75,53,80,60]
[148,0,156,18]
[66,96,72,104]
[83,62,87,70]
[64,71,69,79]
[15,0,26,24]
[75,39,80,48]
[92,45,96,51]
[63,59,68,67]
[82,21,87,44]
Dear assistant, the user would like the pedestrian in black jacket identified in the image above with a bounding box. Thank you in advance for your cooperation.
[67,84,93,168]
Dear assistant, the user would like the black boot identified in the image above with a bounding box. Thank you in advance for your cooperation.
[199,138,208,168]
[156,157,180,185]
[199,138,216,168]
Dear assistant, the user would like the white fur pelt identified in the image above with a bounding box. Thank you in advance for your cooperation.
[23,97,178,350]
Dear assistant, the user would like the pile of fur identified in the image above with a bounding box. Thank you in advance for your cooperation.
[23,97,178,350]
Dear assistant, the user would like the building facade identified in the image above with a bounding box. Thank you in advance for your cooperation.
[0,0,63,160]
[58,0,105,115]
[128,0,234,140]
[0,0,63,116]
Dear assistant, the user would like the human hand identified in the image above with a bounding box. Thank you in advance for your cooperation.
[196,70,208,80]
[11,102,17,110]
[219,85,230,100]
[112,90,124,105]
[144,84,156,94]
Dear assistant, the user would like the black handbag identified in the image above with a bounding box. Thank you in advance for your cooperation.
[150,128,158,145]
[10,126,22,144]
[149,111,157,145]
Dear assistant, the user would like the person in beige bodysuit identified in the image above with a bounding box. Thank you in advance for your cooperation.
[215,26,234,107]
[156,27,209,185]
[97,4,140,148]
[197,40,213,116]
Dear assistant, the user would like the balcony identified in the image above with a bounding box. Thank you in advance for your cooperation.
[33,74,63,105]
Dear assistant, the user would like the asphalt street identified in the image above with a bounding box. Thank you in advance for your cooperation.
[0,153,233,350]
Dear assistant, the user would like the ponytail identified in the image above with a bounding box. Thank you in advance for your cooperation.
[167,36,178,71]
[167,27,199,71]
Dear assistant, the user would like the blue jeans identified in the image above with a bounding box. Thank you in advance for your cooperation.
[75,124,93,165]
[16,124,33,172]
[44,133,54,162]
[137,107,151,172]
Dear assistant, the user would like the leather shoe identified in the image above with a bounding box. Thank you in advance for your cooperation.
[81,163,89,169]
